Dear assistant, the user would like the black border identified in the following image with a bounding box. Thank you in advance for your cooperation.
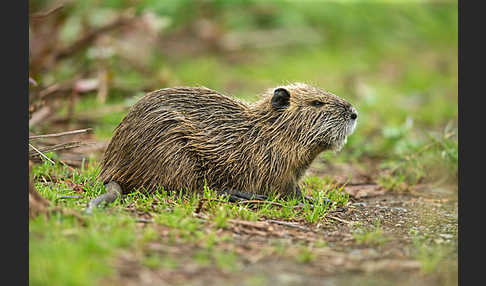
[458,0,483,285]
[4,0,29,285]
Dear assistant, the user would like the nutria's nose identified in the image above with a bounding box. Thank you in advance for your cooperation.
[351,113,357,120]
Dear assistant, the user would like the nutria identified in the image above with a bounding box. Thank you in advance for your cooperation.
[87,83,357,213]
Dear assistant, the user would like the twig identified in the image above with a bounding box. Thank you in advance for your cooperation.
[97,68,109,104]
[327,215,352,225]
[29,141,92,158]
[237,200,285,207]
[200,198,232,204]
[267,219,310,231]
[29,77,38,86]
[37,83,62,99]
[227,219,269,230]
[29,106,52,127]
[41,176,49,185]
[29,141,91,172]
[29,128,93,140]
[56,195,82,200]
[28,143,55,164]
[30,3,64,19]
[195,213,310,234]
[237,200,308,210]
[33,79,79,102]
[54,15,135,62]
[136,218,154,223]
[30,149,77,172]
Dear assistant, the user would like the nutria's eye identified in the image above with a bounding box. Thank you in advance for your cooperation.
[311,100,325,107]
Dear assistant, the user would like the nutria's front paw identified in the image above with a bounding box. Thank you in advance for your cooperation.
[217,189,268,202]
[294,185,335,209]
[293,185,315,203]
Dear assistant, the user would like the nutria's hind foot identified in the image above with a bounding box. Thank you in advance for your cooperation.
[85,181,123,215]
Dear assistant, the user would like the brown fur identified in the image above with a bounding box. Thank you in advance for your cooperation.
[98,83,357,197]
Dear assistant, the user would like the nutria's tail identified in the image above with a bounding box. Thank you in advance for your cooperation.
[85,181,123,215]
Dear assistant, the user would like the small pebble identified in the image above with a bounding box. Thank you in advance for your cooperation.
[353,202,367,207]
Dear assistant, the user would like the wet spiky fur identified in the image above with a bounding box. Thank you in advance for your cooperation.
[98,83,357,197]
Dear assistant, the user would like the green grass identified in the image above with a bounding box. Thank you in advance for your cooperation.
[30,160,344,284]
[30,212,137,286]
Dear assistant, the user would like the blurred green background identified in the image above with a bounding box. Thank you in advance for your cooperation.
[29,0,458,189]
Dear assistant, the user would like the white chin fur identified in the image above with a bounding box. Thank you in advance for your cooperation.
[322,119,356,153]
[347,119,357,135]
[331,136,347,152]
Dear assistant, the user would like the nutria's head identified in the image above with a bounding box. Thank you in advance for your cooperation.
[254,82,357,153]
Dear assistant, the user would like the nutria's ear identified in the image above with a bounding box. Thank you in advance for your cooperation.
[271,88,290,109]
